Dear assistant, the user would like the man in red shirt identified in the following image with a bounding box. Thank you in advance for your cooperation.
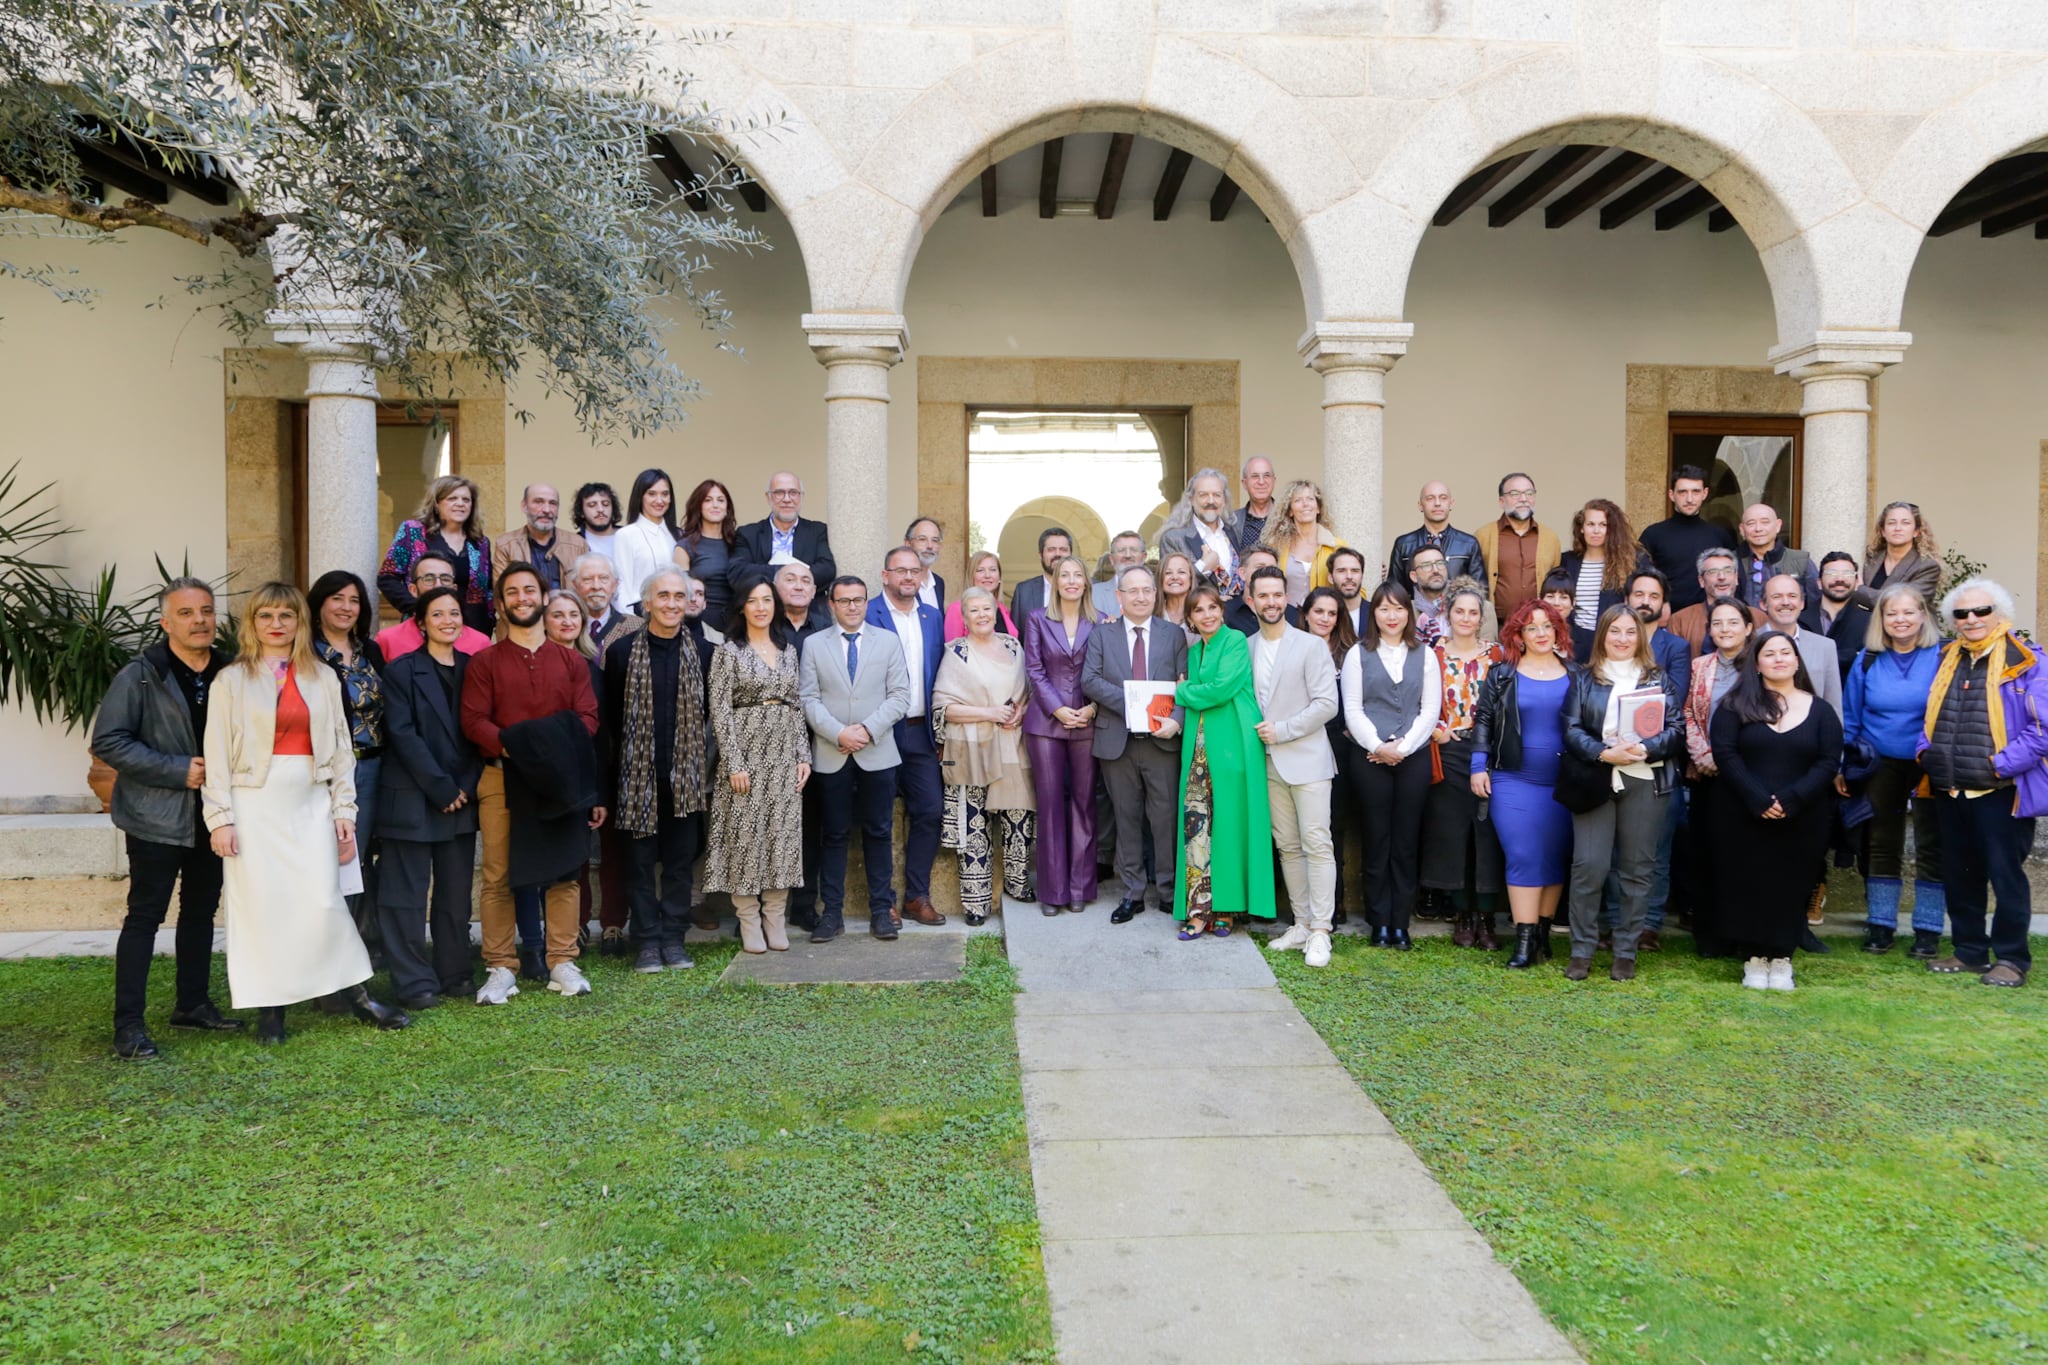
[461,563,602,1004]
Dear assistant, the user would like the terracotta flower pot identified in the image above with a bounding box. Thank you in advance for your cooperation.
[86,754,117,813]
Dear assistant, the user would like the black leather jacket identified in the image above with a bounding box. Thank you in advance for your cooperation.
[1560,664,1685,796]
[1471,660,1543,774]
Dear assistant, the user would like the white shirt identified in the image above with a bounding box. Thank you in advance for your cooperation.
[1120,616,1156,675]
[918,574,940,610]
[888,601,927,716]
[1196,518,1237,581]
[1341,640,1443,757]
[1598,658,1657,788]
[1251,632,1284,712]
[584,529,616,563]
[611,518,677,609]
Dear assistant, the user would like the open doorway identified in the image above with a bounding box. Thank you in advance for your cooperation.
[966,407,1187,601]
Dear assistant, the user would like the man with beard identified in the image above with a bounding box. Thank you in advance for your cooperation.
[491,483,587,592]
[461,563,603,1004]
[573,553,641,654]
[1666,548,1769,655]
[905,517,946,611]
[1010,526,1072,620]
[1157,469,1239,593]
[1816,552,1872,681]
[1327,545,1367,636]
[1225,547,1299,635]
[1409,547,1453,645]
[572,481,620,564]
[1638,465,1737,611]
[1247,567,1340,967]
[1473,472,1560,619]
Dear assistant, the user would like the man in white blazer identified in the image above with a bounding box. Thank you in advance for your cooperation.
[798,575,912,944]
[1245,565,1341,967]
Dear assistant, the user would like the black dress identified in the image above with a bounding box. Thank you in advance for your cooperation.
[1708,699,1842,956]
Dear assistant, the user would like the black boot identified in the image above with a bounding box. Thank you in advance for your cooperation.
[1505,923,1539,969]
[1473,910,1500,952]
[1909,929,1942,960]
[1536,916,1556,961]
[1861,924,1895,954]
[519,946,548,981]
[256,1007,287,1044]
[344,984,410,1030]
[1799,926,1831,954]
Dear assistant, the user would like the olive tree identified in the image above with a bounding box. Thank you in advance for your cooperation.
[0,0,767,436]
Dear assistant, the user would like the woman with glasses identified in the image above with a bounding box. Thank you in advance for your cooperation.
[1472,598,1575,967]
[377,476,494,634]
[1422,580,1505,950]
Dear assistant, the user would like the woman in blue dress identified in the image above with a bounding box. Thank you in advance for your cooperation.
[1471,597,1576,968]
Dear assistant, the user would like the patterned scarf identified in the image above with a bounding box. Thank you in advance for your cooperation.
[617,628,707,835]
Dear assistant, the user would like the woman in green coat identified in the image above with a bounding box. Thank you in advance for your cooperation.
[1176,584,1277,936]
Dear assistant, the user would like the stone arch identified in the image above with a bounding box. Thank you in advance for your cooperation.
[785,30,1359,325]
[1865,58,2048,329]
[1296,47,1868,342]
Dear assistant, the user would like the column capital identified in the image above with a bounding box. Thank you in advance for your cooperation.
[1297,321,1413,374]
[266,306,381,355]
[1767,330,1911,380]
[803,312,908,366]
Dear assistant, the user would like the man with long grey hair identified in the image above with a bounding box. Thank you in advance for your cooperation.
[1157,467,1240,593]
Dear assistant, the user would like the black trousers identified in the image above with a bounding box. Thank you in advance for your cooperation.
[1936,792,2035,973]
[1330,739,1364,914]
[816,761,898,918]
[625,809,705,948]
[113,827,222,1030]
[1350,748,1431,933]
[376,836,476,998]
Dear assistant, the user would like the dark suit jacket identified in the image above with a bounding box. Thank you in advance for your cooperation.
[1821,603,1873,680]
[865,596,945,720]
[378,650,483,842]
[1020,610,1098,738]
[1081,616,1189,761]
[729,516,836,596]
[1010,574,1052,621]
[1225,598,1299,636]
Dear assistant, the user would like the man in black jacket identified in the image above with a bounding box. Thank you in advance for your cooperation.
[1387,481,1486,597]
[1638,465,1737,611]
[1816,551,1873,681]
[728,471,836,595]
[89,577,242,1059]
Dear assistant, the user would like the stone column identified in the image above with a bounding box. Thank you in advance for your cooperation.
[268,310,382,588]
[1769,331,1911,563]
[804,313,908,591]
[1298,322,1413,584]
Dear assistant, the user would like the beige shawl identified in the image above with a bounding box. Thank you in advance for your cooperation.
[932,634,1035,810]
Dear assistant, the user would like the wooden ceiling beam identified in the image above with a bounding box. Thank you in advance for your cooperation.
[646,133,706,210]
[1154,147,1193,220]
[1980,191,2048,237]
[723,158,769,213]
[1433,151,1533,226]
[68,142,167,203]
[1654,184,1718,230]
[980,165,997,217]
[1210,174,1240,222]
[1707,206,1737,233]
[1543,151,1653,228]
[1931,163,2048,236]
[1095,132,1134,219]
[1039,137,1063,219]
[1599,166,1690,229]
[1487,146,1603,227]
[72,127,231,205]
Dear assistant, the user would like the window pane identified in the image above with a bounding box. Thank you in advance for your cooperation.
[1671,431,1794,540]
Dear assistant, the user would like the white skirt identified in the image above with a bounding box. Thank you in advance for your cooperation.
[222,756,372,1008]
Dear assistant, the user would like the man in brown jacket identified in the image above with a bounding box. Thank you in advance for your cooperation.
[490,484,588,594]
[1665,546,1769,655]
[1472,472,1561,620]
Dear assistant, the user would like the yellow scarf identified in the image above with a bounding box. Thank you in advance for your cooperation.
[1923,630,2036,756]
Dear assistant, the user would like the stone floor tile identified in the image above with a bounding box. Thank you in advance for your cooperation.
[1003,895,1277,993]
[717,933,963,985]
[1022,1063,1393,1141]
[1015,1009,1336,1071]
[1013,987,1294,1016]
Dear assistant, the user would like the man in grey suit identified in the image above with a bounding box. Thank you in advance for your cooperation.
[798,575,912,944]
[1010,525,1072,620]
[1082,564,1188,923]
[1245,565,1341,967]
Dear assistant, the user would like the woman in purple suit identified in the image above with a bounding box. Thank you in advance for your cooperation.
[1021,555,1102,916]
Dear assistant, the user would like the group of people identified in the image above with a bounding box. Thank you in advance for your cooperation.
[92,460,2042,1057]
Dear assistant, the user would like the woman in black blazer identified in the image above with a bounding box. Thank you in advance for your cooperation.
[376,587,483,1008]
[1556,498,1652,659]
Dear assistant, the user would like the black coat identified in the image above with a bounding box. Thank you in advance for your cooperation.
[1556,550,1653,657]
[500,710,601,887]
[1556,664,1685,809]
[1471,660,1560,775]
[378,650,483,842]
[728,516,837,598]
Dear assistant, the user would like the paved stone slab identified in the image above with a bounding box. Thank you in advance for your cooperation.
[1016,1009,1336,1072]
[1004,893,1275,993]
[1033,1134,1468,1241]
[1042,1229,1581,1365]
[1022,1064,1393,1141]
[1014,987,1294,1017]
[718,931,963,985]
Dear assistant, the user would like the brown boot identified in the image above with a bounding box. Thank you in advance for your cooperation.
[1564,955,1592,981]
[902,895,947,926]
[1450,908,1476,948]
[761,888,790,952]
[737,896,767,955]
[1473,910,1499,952]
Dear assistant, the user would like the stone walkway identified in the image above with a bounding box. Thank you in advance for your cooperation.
[1005,898,1580,1365]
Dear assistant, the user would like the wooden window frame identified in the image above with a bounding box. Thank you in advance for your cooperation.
[1666,412,1802,545]
[291,403,460,589]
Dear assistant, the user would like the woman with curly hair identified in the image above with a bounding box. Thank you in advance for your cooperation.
[680,478,739,624]
[1556,498,1650,659]
[377,475,493,634]
[1257,479,1341,607]
[1855,500,1942,607]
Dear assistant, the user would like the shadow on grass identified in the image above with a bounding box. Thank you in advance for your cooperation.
[0,938,1053,1364]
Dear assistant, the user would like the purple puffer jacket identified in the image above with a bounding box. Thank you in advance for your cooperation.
[1919,636,2048,818]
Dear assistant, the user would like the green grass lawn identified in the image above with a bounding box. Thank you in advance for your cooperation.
[1276,892,2048,1365]
[0,938,1053,1364]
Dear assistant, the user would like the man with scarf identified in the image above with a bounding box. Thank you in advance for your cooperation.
[1917,577,2047,988]
[604,568,715,973]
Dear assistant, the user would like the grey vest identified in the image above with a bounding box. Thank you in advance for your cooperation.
[1358,645,1427,741]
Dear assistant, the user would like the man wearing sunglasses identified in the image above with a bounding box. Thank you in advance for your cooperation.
[1917,578,2046,988]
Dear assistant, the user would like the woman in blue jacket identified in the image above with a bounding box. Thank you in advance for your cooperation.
[1841,582,1945,956]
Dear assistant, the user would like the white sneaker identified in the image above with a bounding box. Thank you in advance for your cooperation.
[475,966,520,1006]
[549,962,592,997]
[1767,958,1795,992]
[1741,957,1770,990]
[1304,931,1332,968]
[1268,924,1311,953]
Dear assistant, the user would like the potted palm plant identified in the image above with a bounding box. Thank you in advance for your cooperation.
[0,463,231,808]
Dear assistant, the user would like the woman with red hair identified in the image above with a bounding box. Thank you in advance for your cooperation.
[1470,597,1577,968]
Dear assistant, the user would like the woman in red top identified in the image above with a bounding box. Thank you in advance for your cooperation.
[203,582,408,1044]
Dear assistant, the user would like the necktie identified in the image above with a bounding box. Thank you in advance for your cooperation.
[1131,625,1146,680]
[843,631,860,679]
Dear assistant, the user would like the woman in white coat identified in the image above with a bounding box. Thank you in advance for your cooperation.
[204,581,409,1043]
[610,468,683,612]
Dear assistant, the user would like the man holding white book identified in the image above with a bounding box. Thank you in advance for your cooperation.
[1082,565,1187,924]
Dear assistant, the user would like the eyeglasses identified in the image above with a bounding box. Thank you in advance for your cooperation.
[1952,604,1997,620]
[1502,489,1536,500]
[414,572,455,586]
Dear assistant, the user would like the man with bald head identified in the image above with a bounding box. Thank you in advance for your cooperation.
[1387,480,1486,597]
[1231,455,1280,553]
[1735,503,1818,617]
[729,470,837,597]
[491,483,588,592]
